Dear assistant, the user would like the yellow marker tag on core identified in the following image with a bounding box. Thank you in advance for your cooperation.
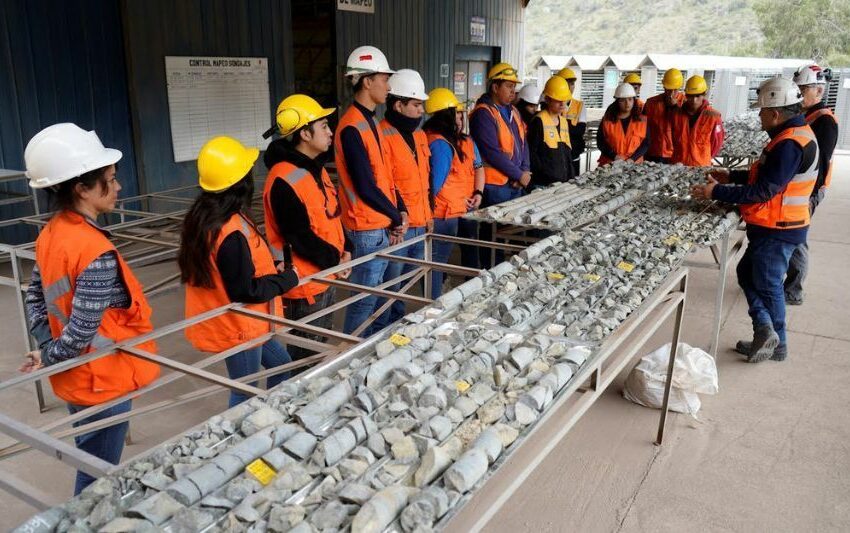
[455,380,471,393]
[583,273,601,282]
[246,459,276,486]
[547,272,565,281]
[617,261,635,273]
[663,235,681,246]
[389,333,411,346]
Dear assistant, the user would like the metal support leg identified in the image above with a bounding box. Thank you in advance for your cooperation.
[709,231,730,358]
[9,249,49,413]
[656,275,687,445]
[489,222,497,268]
[423,234,432,299]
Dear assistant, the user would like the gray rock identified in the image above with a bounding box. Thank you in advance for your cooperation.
[87,496,119,530]
[241,407,285,437]
[98,517,155,532]
[272,463,312,491]
[200,495,236,509]
[128,490,184,525]
[261,448,293,471]
[267,504,305,532]
[168,508,215,533]
[282,432,317,460]
[391,436,419,464]
[310,500,350,530]
[338,483,375,505]
[367,433,387,457]
[351,486,419,533]
[443,448,488,493]
[139,467,173,491]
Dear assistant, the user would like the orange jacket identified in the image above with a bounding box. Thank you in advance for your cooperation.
[805,107,837,189]
[185,213,283,352]
[380,120,432,227]
[671,102,724,167]
[263,161,345,302]
[334,105,397,231]
[470,102,526,186]
[740,125,818,230]
[35,211,159,406]
[644,92,684,159]
[427,133,476,219]
[597,115,648,166]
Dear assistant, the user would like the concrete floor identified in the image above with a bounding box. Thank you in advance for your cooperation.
[1,154,849,530]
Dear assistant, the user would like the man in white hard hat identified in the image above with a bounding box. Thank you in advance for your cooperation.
[335,45,408,334]
[516,84,542,127]
[372,69,432,331]
[691,77,819,363]
[784,65,839,305]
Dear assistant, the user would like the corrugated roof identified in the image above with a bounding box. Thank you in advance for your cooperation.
[640,53,811,71]
[567,55,608,70]
[603,54,645,70]
[535,55,572,70]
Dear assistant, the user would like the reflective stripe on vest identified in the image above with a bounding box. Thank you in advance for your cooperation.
[536,110,570,149]
[35,210,160,405]
[334,106,396,231]
[597,115,648,166]
[806,107,837,189]
[380,121,432,227]
[741,125,818,230]
[427,133,476,219]
[564,99,583,126]
[262,161,345,302]
[472,102,526,186]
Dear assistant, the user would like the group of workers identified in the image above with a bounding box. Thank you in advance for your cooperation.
[15,41,837,494]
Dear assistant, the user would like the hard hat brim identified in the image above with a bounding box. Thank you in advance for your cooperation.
[27,147,123,189]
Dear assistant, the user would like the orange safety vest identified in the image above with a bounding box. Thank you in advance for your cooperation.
[471,102,526,186]
[380,120,432,227]
[185,213,284,352]
[35,211,159,406]
[334,105,397,231]
[644,92,684,159]
[805,107,837,189]
[263,161,345,302]
[740,125,818,230]
[635,98,645,115]
[671,103,723,167]
[427,133,477,219]
[597,115,648,166]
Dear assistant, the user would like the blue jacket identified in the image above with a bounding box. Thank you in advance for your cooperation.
[469,94,530,183]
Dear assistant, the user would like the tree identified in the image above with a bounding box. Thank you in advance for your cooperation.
[752,0,850,66]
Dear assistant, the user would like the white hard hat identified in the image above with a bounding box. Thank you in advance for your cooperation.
[25,123,122,189]
[793,65,827,86]
[389,69,429,100]
[614,82,637,99]
[751,76,803,109]
[517,84,542,104]
[346,45,395,85]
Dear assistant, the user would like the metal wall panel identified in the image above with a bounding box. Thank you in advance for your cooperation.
[835,69,850,150]
[121,0,294,193]
[0,0,138,242]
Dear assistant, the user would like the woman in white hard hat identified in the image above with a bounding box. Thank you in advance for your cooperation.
[423,88,486,297]
[596,82,649,166]
[516,84,542,127]
[180,136,299,408]
[20,123,161,495]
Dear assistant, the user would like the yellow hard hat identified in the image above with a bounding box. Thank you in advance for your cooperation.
[197,136,259,192]
[488,62,519,83]
[555,67,577,81]
[274,94,335,137]
[425,88,464,114]
[543,76,572,102]
[685,75,708,95]
[623,73,641,85]
[662,68,684,90]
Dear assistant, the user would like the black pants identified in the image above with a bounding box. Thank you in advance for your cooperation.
[645,155,670,164]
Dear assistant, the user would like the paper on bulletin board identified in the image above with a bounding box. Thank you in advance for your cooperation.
[165,56,272,163]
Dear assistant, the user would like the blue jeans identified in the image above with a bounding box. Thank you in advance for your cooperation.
[432,217,482,299]
[343,228,390,334]
[736,236,797,344]
[225,339,291,407]
[479,183,523,267]
[371,226,426,332]
[68,399,132,495]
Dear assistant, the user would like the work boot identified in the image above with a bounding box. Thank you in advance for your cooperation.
[735,341,787,361]
[785,292,803,306]
[745,324,780,363]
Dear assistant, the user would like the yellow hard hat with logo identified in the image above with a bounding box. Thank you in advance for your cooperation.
[543,76,572,102]
[197,136,259,192]
[425,88,464,114]
[263,94,335,139]
[623,73,641,85]
[685,75,708,95]
[555,67,577,81]
[488,62,519,83]
[662,68,684,90]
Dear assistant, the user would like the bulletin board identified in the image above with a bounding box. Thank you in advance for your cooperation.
[165,56,272,162]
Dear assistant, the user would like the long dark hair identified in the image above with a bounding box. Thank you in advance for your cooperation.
[423,108,469,161]
[604,99,642,122]
[178,173,256,288]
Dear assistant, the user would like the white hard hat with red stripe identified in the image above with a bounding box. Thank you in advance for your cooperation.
[346,45,395,85]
